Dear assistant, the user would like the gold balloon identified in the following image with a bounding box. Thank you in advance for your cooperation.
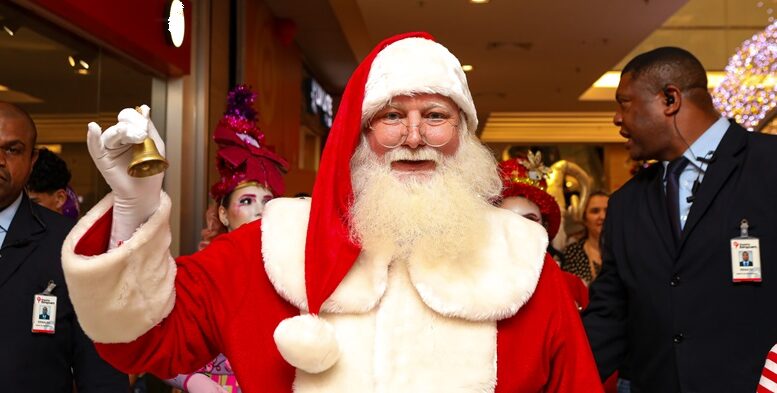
[547,160,593,244]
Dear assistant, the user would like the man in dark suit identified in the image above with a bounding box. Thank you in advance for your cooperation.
[0,102,128,392]
[583,47,777,392]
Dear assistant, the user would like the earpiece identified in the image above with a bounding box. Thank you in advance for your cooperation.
[663,88,675,106]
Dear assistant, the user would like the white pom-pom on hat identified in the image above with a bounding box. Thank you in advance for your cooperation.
[273,314,341,374]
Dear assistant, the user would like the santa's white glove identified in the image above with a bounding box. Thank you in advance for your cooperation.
[185,373,228,393]
[86,105,165,249]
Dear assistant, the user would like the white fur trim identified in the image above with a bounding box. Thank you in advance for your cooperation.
[293,262,497,392]
[274,314,341,374]
[61,191,176,343]
[261,197,311,310]
[262,198,390,314]
[408,206,548,321]
[263,200,546,322]
[362,37,478,132]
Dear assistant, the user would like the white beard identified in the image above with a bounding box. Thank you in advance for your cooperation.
[349,132,502,261]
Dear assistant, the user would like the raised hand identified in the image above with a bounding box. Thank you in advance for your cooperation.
[86,105,165,248]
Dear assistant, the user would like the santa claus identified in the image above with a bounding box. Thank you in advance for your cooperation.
[62,32,602,392]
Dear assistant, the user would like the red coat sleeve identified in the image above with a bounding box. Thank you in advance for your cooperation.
[88,220,277,379]
[496,254,603,392]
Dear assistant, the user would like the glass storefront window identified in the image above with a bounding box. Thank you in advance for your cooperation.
[0,2,155,213]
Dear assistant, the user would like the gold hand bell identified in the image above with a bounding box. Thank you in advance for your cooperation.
[127,106,169,177]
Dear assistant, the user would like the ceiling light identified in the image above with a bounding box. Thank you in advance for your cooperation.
[592,71,621,88]
[591,71,725,88]
[470,0,490,3]
[462,64,474,72]
[167,0,185,47]
[67,52,95,74]
[2,22,19,37]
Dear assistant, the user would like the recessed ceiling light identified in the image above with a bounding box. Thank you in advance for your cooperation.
[462,64,474,72]
[470,0,490,3]
[2,22,19,36]
[592,70,726,89]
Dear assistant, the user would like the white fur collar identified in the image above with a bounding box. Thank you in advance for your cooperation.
[262,197,547,321]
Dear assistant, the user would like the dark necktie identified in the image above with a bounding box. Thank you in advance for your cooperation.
[665,156,690,241]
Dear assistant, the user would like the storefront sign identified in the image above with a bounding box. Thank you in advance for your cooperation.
[307,78,333,128]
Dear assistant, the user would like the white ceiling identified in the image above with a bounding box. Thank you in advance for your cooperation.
[3,0,772,134]
[268,0,773,130]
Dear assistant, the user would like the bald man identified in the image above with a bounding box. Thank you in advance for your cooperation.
[0,102,128,392]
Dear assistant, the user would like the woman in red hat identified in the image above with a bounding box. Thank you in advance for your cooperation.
[496,152,561,248]
[497,152,589,308]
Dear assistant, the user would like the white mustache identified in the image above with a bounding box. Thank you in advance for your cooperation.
[384,147,443,164]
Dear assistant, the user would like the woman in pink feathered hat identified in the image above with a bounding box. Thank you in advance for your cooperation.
[165,85,287,393]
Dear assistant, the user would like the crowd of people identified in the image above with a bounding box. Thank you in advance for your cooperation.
[1,31,776,393]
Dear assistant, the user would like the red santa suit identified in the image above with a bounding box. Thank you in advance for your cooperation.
[61,32,602,392]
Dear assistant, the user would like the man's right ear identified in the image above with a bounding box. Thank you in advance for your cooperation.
[54,189,67,211]
[663,88,675,106]
[661,85,681,116]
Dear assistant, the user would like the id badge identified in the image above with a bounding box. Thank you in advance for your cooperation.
[731,219,762,283]
[32,281,57,334]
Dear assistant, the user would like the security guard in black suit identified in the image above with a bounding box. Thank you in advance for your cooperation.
[0,102,127,392]
[583,47,777,392]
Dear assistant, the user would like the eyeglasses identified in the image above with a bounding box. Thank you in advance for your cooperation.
[367,113,460,149]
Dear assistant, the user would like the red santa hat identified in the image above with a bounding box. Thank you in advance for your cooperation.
[210,84,288,202]
[273,32,478,374]
[498,152,561,239]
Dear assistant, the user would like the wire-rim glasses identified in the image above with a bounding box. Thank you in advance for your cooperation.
[367,113,460,149]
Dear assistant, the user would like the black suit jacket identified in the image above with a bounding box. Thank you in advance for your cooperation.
[583,122,777,392]
[0,193,128,392]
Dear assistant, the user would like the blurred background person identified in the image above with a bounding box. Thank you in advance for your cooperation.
[26,147,80,218]
[496,152,563,262]
[165,85,287,393]
[496,153,590,305]
[561,191,609,286]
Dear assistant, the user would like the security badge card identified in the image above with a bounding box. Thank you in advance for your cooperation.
[730,219,762,283]
[32,281,57,334]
